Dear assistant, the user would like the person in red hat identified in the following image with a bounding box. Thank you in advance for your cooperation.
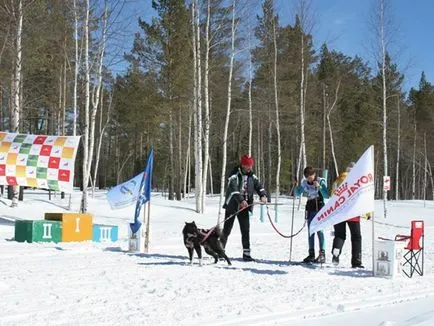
[221,154,267,262]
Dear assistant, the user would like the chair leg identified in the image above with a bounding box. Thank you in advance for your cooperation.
[402,250,412,278]
[414,250,423,276]
[402,250,423,277]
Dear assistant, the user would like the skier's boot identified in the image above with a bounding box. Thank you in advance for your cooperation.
[303,249,315,263]
[314,249,326,264]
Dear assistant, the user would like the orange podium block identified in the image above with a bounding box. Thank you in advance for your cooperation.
[45,213,93,242]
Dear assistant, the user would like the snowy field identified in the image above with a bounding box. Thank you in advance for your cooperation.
[0,190,433,326]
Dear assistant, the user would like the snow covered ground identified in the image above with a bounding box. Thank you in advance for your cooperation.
[0,190,433,325]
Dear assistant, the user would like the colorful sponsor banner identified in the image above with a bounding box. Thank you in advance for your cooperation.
[309,146,375,235]
[0,132,80,193]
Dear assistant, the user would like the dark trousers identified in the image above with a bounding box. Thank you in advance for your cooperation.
[332,220,362,264]
[222,199,250,250]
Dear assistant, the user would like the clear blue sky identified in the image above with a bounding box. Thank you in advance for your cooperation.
[276,0,434,92]
[119,0,433,93]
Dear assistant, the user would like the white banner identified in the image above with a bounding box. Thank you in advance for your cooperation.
[309,145,375,235]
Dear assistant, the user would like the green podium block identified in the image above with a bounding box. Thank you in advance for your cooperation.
[15,220,62,243]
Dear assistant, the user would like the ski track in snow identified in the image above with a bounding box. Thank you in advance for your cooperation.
[1,192,434,325]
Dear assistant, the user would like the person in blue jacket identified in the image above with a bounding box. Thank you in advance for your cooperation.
[295,166,328,263]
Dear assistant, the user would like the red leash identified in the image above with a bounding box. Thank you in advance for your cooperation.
[264,204,306,238]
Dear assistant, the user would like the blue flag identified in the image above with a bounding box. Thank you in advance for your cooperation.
[106,172,144,209]
[130,148,154,234]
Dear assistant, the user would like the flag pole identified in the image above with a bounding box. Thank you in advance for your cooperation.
[144,147,153,253]
[144,201,150,253]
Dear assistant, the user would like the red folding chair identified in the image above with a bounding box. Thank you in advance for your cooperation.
[395,220,424,278]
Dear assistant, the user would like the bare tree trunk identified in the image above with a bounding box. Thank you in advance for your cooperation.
[192,0,203,213]
[267,118,272,195]
[423,133,427,205]
[257,118,261,180]
[209,158,213,195]
[58,67,62,134]
[327,80,341,175]
[380,0,388,218]
[73,0,79,136]
[169,111,174,200]
[62,54,67,135]
[412,118,416,200]
[190,2,197,202]
[272,16,281,201]
[81,2,108,212]
[183,113,192,199]
[248,27,253,156]
[80,0,90,213]
[322,84,326,170]
[202,0,211,209]
[177,109,183,200]
[196,0,203,212]
[217,0,237,224]
[395,96,400,200]
[299,24,307,169]
[93,90,112,196]
[10,0,23,207]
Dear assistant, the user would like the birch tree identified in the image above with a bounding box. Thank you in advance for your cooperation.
[80,0,108,212]
[217,0,237,224]
[272,11,281,201]
[379,0,388,217]
[92,88,112,196]
[192,0,203,213]
[326,80,341,175]
[395,95,400,200]
[247,26,253,156]
[80,0,90,213]
[293,0,314,179]
[10,0,23,207]
[369,0,396,217]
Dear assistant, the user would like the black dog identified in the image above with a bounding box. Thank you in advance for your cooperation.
[182,221,231,266]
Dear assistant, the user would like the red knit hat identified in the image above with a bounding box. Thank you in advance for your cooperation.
[240,155,254,167]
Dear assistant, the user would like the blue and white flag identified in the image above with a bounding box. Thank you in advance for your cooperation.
[106,172,144,210]
[130,148,154,234]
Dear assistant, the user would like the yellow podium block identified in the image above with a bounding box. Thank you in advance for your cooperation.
[45,213,93,242]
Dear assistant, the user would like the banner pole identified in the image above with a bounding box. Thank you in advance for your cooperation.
[372,213,375,276]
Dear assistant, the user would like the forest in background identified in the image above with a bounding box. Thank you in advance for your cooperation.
[1,0,433,213]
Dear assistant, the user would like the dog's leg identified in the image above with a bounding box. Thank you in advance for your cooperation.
[204,245,219,264]
[188,247,194,265]
[217,250,232,266]
[211,240,232,265]
[194,243,202,266]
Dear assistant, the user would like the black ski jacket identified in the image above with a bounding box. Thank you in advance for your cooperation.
[223,166,266,212]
